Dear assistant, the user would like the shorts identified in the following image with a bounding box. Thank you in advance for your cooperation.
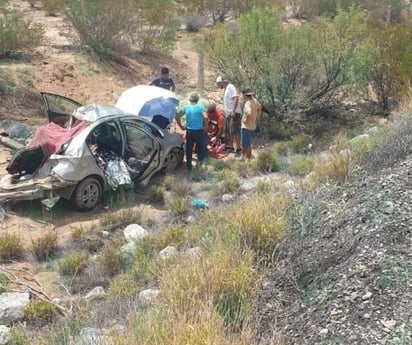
[224,113,241,137]
[241,128,252,148]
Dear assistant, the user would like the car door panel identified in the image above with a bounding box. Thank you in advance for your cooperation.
[41,92,83,125]
[121,120,161,180]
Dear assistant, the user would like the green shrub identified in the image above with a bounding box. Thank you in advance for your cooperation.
[99,208,142,232]
[31,231,58,261]
[71,225,104,253]
[58,251,89,276]
[183,12,205,32]
[107,273,138,299]
[288,155,315,176]
[0,66,34,97]
[274,142,288,156]
[168,196,190,217]
[146,185,165,204]
[0,233,24,260]
[298,269,336,306]
[377,253,412,291]
[23,300,58,325]
[0,273,9,293]
[97,245,125,277]
[255,150,278,173]
[0,9,44,57]
[289,134,312,154]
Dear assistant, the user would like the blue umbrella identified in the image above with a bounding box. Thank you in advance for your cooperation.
[115,85,179,124]
[138,96,179,122]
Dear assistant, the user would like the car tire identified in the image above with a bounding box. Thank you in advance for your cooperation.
[162,148,183,173]
[72,177,102,211]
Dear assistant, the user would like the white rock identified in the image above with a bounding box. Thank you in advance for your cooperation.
[184,247,203,260]
[0,292,30,325]
[319,328,329,336]
[159,246,178,260]
[186,215,196,223]
[138,289,160,305]
[221,194,233,202]
[121,241,137,256]
[362,291,373,300]
[123,224,148,241]
[0,325,10,345]
[84,286,106,302]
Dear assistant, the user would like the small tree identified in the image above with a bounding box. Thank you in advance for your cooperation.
[369,21,412,112]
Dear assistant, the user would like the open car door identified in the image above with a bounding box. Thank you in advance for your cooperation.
[41,92,83,125]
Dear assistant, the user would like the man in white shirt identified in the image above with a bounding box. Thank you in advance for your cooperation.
[216,75,242,155]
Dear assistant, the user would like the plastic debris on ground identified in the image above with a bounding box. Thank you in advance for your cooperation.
[191,199,208,209]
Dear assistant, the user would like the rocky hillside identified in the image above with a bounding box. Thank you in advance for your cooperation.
[252,153,412,344]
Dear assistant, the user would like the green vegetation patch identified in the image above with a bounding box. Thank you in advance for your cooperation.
[298,269,336,306]
[377,253,412,292]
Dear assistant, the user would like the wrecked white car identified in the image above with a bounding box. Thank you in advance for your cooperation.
[0,93,184,211]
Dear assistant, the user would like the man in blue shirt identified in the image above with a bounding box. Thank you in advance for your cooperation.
[175,93,208,170]
[149,67,176,92]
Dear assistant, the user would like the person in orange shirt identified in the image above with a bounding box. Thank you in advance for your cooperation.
[206,103,224,145]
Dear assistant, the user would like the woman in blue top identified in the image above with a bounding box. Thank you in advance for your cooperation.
[176,93,208,170]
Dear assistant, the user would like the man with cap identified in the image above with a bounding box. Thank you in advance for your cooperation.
[216,75,242,156]
[175,92,208,170]
[240,87,261,160]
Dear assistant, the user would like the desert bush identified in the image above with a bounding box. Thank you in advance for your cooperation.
[363,112,412,170]
[289,134,312,154]
[286,198,322,239]
[0,273,9,293]
[255,150,278,173]
[146,185,165,204]
[58,251,89,276]
[0,9,44,58]
[23,300,58,325]
[167,196,190,217]
[309,152,350,185]
[99,208,142,232]
[205,6,374,121]
[377,253,412,291]
[0,233,24,260]
[6,324,31,345]
[274,142,288,156]
[183,12,206,32]
[31,231,58,261]
[107,273,138,299]
[170,179,192,197]
[63,0,178,59]
[298,269,336,306]
[157,243,258,331]
[70,225,104,253]
[132,241,156,283]
[288,155,315,176]
[0,66,34,97]
[97,244,126,277]
[230,193,290,260]
[369,22,412,112]
[162,175,175,191]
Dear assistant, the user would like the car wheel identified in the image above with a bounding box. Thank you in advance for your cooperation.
[162,148,183,173]
[72,177,102,211]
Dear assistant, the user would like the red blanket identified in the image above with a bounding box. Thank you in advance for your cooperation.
[28,121,89,157]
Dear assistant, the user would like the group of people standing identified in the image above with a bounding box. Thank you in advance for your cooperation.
[149,67,261,171]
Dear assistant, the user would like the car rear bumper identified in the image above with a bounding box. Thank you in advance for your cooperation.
[0,174,75,202]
